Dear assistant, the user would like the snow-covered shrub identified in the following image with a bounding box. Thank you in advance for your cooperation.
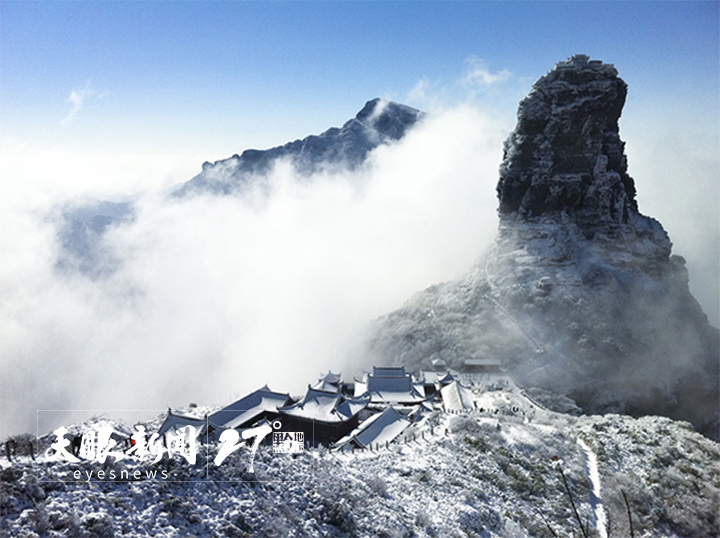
[29,503,49,536]
[449,415,482,434]
[323,496,356,534]
[0,466,23,484]
[501,519,530,538]
[3,434,36,458]
[436,526,465,538]
[504,462,534,496]
[259,512,291,538]
[48,509,82,536]
[226,509,255,535]
[366,474,389,498]
[160,491,202,526]
[414,508,432,530]
[414,469,433,484]
[313,476,359,534]
[457,505,501,536]
[374,526,415,538]
[81,512,114,537]
[8,531,39,538]
[219,520,251,538]
[424,410,444,428]
[0,475,23,516]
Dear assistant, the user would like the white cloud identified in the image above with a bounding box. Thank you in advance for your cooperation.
[61,82,95,125]
[0,105,510,437]
[622,108,720,328]
[406,59,516,115]
[407,78,432,105]
[463,56,511,89]
[2,88,717,439]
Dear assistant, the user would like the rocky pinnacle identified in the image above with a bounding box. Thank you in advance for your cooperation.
[497,55,639,239]
[369,56,719,439]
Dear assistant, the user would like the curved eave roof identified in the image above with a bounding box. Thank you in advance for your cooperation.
[157,412,207,437]
[208,386,291,429]
[278,389,369,424]
[335,407,411,449]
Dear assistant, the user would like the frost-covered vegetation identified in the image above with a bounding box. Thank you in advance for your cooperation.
[2,384,718,537]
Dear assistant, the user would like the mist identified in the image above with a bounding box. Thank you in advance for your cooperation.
[0,105,507,437]
[2,93,718,438]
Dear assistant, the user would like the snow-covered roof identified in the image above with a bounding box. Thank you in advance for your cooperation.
[372,366,407,377]
[357,366,428,404]
[362,366,425,404]
[312,371,342,392]
[336,397,370,420]
[316,371,342,385]
[208,386,291,430]
[421,371,455,385]
[367,386,427,404]
[407,399,435,418]
[368,374,412,393]
[157,411,207,438]
[278,388,368,424]
[439,372,456,385]
[312,379,340,392]
[334,407,411,450]
[441,381,475,411]
[353,380,368,397]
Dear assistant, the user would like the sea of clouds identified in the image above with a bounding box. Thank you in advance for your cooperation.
[1,105,507,436]
[1,97,717,438]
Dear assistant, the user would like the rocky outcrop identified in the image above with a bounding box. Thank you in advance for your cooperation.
[367,56,719,439]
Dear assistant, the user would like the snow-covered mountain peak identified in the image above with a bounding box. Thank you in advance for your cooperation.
[352,97,422,141]
[54,98,423,278]
[172,98,423,197]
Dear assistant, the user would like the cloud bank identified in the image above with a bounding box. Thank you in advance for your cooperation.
[1,105,508,437]
[2,90,717,438]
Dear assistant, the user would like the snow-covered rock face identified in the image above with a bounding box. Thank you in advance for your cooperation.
[366,56,720,440]
[497,55,639,240]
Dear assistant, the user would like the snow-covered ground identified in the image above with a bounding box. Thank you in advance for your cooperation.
[577,437,607,538]
[2,379,718,537]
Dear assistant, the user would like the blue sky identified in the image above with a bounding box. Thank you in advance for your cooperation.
[2,1,718,155]
[1,1,719,436]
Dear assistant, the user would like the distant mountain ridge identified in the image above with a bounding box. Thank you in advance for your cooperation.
[55,98,422,278]
[172,98,423,197]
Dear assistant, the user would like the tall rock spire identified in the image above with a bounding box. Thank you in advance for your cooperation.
[366,56,719,439]
[497,55,639,239]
